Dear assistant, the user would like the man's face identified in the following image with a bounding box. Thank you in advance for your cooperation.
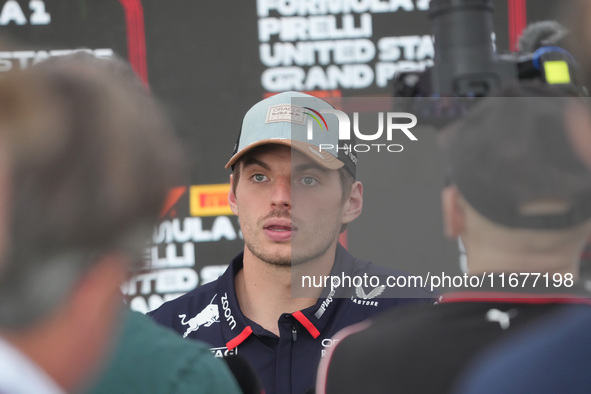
[229,145,353,267]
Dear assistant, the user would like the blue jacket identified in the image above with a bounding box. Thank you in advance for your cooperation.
[149,244,434,394]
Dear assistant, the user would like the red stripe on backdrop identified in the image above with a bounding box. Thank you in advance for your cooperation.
[118,0,149,85]
[159,186,187,218]
[508,0,527,52]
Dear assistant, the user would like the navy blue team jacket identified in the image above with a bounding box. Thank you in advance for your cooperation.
[149,244,434,394]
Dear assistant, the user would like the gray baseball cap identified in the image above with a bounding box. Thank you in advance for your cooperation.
[225,91,357,177]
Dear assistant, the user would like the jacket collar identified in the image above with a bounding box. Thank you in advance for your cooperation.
[216,244,360,348]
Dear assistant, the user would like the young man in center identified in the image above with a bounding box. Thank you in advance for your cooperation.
[150,91,434,394]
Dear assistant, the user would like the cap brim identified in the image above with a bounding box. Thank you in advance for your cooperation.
[225,139,344,170]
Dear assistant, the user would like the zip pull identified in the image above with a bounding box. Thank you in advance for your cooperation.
[292,323,297,342]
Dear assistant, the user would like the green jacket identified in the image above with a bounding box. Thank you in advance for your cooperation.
[86,309,241,394]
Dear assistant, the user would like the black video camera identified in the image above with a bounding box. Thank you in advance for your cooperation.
[394,0,586,125]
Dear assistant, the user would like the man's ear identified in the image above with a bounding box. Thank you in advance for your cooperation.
[442,185,465,239]
[228,174,238,216]
[342,181,363,225]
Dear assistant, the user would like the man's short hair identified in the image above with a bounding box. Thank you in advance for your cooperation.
[0,53,183,328]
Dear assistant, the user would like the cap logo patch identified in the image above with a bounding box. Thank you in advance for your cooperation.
[266,104,305,125]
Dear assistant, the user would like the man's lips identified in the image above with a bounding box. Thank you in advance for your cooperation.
[265,225,292,231]
[263,218,295,230]
[263,220,295,241]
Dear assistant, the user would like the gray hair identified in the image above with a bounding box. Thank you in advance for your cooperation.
[0,53,184,328]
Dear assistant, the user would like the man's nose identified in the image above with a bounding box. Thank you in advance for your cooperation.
[271,177,291,208]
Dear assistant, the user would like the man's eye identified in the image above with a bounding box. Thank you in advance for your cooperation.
[252,174,268,182]
[301,176,317,186]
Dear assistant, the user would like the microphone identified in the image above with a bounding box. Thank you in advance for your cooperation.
[518,20,569,53]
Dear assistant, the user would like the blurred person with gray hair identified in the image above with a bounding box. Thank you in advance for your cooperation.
[0,52,184,393]
[46,53,244,394]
